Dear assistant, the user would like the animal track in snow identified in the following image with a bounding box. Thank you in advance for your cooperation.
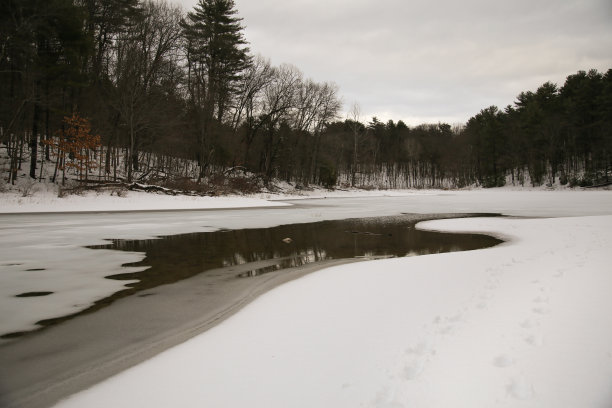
[532,296,548,304]
[485,283,498,291]
[506,376,535,400]
[525,333,544,346]
[403,360,425,380]
[447,314,463,323]
[520,319,538,329]
[532,307,549,315]
[371,387,405,408]
[438,325,455,335]
[404,342,432,357]
[432,314,463,335]
[401,342,436,381]
[493,354,515,368]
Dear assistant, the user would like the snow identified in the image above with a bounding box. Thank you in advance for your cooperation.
[0,191,288,336]
[0,188,289,213]
[3,190,611,338]
[2,185,611,216]
[45,192,612,408]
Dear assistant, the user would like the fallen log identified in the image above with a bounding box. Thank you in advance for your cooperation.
[73,181,216,196]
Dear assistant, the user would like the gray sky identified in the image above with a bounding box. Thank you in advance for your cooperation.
[175,0,612,125]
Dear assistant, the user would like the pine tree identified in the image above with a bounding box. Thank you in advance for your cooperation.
[182,0,250,122]
[182,0,250,180]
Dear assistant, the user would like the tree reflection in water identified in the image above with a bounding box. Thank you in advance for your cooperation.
[6,214,501,337]
[93,214,501,290]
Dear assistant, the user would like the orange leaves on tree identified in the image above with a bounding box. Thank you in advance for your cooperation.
[43,114,102,181]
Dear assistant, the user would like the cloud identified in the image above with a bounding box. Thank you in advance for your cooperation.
[177,0,612,125]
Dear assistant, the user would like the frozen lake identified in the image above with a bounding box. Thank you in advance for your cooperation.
[1,190,612,408]
[0,211,498,408]
[2,190,611,338]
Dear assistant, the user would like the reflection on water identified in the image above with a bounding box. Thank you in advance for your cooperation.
[2,214,501,339]
[95,214,502,291]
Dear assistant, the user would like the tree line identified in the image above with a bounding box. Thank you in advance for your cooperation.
[1,0,341,189]
[1,0,610,191]
[325,68,611,189]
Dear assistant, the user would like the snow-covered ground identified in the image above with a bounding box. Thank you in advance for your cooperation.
[2,189,611,338]
[0,183,612,215]
[52,214,612,408]
[0,191,289,337]
[0,188,289,213]
[2,189,612,407]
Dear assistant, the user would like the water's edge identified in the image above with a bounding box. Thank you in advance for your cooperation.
[0,213,502,408]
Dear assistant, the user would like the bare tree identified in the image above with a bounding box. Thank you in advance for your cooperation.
[230,55,275,166]
[109,0,182,182]
[349,102,361,186]
[258,64,301,182]
[230,55,274,130]
[306,82,342,183]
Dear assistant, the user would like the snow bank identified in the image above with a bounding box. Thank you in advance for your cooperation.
[0,189,288,213]
[2,189,612,337]
[53,215,612,408]
[3,182,606,214]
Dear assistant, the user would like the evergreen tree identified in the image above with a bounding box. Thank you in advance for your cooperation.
[466,106,506,187]
[181,0,250,178]
[182,0,250,122]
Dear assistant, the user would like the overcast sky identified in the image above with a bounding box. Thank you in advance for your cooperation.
[175,0,612,125]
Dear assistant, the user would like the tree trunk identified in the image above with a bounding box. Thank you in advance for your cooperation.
[30,86,40,179]
[128,115,134,182]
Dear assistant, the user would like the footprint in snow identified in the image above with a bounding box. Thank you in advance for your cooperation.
[532,306,549,315]
[506,376,535,400]
[553,270,565,278]
[376,402,404,408]
[493,354,515,368]
[525,333,544,347]
[447,314,463,323]
[371,387,405,408]
[405,342,431,356]
[520,319,538,329]
[438,325,455,335]
[532,296,548,304]
[402,342,436,381]
[403,359,425,380]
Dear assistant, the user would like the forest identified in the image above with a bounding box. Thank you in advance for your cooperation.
[1,0,611,193]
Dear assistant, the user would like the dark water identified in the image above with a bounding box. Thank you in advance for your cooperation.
[94,213,502,291]
[2,214,501,339]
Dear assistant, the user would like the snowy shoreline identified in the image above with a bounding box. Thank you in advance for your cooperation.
[52,214,612,408]
[1,184,608,215]
[1,190,612,408]
[2,189,610,339]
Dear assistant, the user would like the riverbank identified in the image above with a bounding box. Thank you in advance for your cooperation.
[1,211,483,408]
[53,214,612,408]
[1,182,608,214]
[0,256,360,408]
[3,190,611,339]
[2,191,612,407]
